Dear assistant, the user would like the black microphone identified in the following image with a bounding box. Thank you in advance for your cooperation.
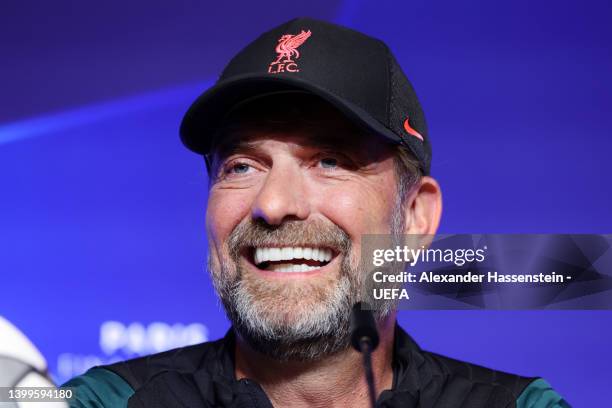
[350,302,379,408]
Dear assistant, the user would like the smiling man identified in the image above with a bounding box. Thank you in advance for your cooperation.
[64,17,569,408]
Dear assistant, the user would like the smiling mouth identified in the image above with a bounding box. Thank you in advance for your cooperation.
[248,246,336,273]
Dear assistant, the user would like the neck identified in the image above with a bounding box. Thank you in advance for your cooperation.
[234,314,396,408]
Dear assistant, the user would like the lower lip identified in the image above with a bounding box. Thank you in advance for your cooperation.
[243,256,339,279]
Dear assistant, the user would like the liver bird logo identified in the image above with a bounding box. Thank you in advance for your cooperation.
[268,30,312,74]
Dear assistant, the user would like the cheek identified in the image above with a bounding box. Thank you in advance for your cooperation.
[314,184,394,239]
[206,189,254,247]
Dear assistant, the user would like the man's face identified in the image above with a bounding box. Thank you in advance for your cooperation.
[205,96,402,360]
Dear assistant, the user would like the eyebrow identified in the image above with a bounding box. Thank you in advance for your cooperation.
[211,129,361,160]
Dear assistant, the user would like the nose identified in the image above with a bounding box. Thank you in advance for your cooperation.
[251,161,310,225]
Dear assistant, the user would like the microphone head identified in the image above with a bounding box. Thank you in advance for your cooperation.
[350,302,380,352]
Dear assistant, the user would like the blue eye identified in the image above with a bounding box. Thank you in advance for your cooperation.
[234,163,250,173]
[320,157,338,168]
[226,162,252,174]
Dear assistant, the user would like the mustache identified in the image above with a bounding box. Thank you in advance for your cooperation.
[227,218,351,260]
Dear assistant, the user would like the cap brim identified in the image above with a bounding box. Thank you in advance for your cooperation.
[180,73,428,173]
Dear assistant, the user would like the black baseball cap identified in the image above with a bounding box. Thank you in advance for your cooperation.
[180,17,431,175]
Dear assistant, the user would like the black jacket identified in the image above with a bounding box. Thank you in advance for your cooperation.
[104,326,535,408]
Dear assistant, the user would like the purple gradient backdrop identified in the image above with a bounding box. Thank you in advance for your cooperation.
[1,0,611,405]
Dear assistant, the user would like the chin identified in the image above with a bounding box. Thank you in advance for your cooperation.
[231,272,353,339]
[245,276,336,322]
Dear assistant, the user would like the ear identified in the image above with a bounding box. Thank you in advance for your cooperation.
[404,176,442,235]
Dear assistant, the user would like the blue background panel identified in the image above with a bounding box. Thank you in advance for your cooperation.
[1,1,611,406]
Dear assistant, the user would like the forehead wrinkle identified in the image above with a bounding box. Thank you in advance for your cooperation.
[212,127,388,162]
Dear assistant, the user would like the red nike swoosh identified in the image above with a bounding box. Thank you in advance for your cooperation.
[403,118,424,141]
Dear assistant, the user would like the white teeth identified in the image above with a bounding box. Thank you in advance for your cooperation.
[266,263,321,273]
[311,248,319,261]
[270,248,281,262]
[281,247,292,260]
[303,248,313,259]
[293,247,303,259]
[320,249,327,262]
[254,247,334,265]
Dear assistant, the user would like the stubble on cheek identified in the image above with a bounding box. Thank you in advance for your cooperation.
[207,234,240,298]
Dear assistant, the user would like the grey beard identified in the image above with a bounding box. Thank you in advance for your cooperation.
[208,217,402,362]
[219,261,357,361]
[209,242,360,361]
